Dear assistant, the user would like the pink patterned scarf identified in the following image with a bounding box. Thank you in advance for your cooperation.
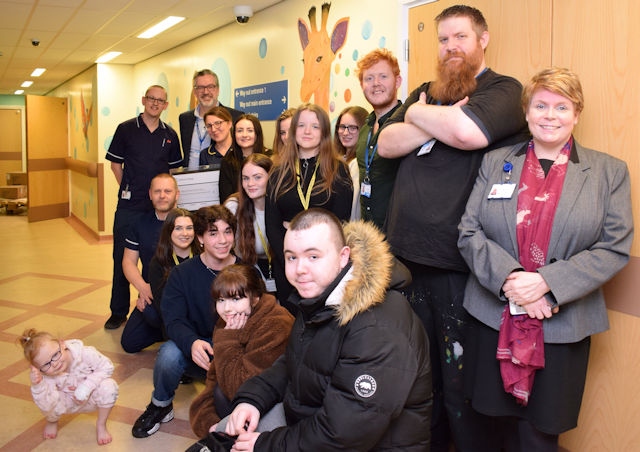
[496,137,572,405]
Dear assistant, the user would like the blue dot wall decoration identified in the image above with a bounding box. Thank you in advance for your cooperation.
[361,20,373,40]
[259,38,268,58]
[212,59,232,106]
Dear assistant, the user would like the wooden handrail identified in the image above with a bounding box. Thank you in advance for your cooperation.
[65,157,98,178]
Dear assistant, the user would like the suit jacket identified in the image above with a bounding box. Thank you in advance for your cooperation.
[458,140,633,344]
[179,104,244,167]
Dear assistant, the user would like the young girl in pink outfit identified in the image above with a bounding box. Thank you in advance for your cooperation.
[19,329,119,445]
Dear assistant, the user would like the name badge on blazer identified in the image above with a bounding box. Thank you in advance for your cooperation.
[488,183,516,199]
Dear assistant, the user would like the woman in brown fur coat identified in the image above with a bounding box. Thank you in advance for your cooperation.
[189,264,294,438]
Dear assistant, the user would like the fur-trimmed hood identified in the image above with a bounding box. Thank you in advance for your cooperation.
[328,220,405,326]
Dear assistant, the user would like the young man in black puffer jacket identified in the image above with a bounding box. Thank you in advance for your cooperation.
[223,208,432,451]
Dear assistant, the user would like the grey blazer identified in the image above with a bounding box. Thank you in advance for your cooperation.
[458,140,633,343]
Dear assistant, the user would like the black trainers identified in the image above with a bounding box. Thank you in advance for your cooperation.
[132,402,174,438]
[104,314,127,329]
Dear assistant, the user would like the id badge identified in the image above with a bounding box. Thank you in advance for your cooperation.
[265,278,277,293]
[417,139,436,156]
[360,181,371,198]
[488,183,516,199]
[509,301,527,315]
[121,190,131,200]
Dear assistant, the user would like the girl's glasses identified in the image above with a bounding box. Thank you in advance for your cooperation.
[39,346,62,372]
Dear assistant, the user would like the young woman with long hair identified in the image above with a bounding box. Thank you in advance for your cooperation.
[124,208,202,351]
[266,103,353,308]
[271,108,296,164]
[224,153,275,291]
[219,114,272,203]
[334,105,369,220]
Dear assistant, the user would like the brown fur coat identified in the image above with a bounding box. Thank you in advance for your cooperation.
[189,293,294,437]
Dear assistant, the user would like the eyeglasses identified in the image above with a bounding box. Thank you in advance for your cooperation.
[194,84,218,93]
[145,96,167,105]
[205,120,227,130]
[39,345,62,372]
[338,124,359,134]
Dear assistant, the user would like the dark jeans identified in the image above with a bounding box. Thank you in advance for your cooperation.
[120,303,165,353]
[213,384,233,419]
[400,259,491,452]
[110,208,145,317]
[152,339,208,404]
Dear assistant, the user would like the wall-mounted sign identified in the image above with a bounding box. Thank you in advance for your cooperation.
[234,80,288,120]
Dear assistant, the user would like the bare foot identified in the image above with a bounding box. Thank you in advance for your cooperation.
[96,423,112,445]
[43,421,58,439]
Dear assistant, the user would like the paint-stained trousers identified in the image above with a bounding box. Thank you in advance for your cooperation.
[399,259,492,452]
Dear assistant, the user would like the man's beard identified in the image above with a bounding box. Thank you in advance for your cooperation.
[428,45,483,104]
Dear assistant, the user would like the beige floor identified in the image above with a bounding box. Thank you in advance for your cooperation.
[0,212,202,451]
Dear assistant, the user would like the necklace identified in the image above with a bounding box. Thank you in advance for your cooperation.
[201,253,234,275]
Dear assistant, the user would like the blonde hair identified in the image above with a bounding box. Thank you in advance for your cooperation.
[272,108,297,160]
[18,328,57,364]
[522,67,584,113]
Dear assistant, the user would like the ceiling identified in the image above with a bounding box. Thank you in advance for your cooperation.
[0,0,284,95]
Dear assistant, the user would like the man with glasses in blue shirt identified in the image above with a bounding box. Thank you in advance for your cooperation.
[104,85,183,330]
[179,69,243,170]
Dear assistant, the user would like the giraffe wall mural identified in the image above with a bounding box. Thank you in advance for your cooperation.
[297,2,349,111]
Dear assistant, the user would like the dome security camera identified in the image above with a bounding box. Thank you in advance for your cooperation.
[31,39,40,47]
[234,5,253,24]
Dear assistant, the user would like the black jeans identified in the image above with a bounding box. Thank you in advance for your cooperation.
[400,260,492,452]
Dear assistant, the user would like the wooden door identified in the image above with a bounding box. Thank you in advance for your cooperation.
[406,1,640,450]
[407,0,552,90]
[0,108,23,184]
[552,1,640,450]
[25,95,69,222]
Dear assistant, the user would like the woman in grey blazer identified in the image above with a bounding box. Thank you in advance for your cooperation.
[458,67,633,450]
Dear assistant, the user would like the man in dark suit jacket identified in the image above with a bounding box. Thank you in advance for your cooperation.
[179,69,243,169]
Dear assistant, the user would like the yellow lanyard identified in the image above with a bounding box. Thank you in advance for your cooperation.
[172,250,193,265]
[255,221,272,278]
[295,159,319,210]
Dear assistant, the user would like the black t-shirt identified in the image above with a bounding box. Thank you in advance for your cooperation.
[124,211,164,280]
[384,69,529,271]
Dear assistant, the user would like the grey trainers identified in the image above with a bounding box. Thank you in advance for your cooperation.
[132,402,174,438]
